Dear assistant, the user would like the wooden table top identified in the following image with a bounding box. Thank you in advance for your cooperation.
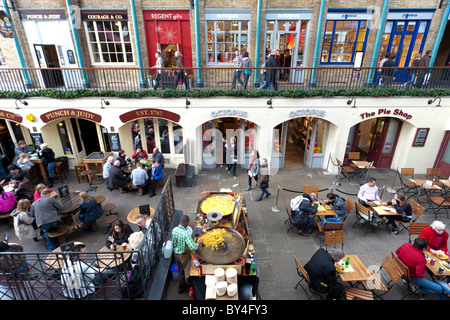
[409,179,443,190]
[127,207,155,224]
[315,205,336,216]
[94,195,106,204]
[59,192,81,215]
[44,241,84,269]
[369,202,401,216]
[337,254,371,282]
[352,161,375,169]
[425,250,450,277]
[96,244,132,269]
[83,152,112,163]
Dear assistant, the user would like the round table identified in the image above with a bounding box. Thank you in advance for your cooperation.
[127,207,155,224]
[96,244,132,269]
[44,241,84,270]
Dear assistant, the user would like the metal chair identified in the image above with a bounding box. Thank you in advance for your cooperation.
[408,222,430,244]
[398,168,419,197]
[321,230,344,251]
[353,202,381,236]
[343,198,354,222]
[336,158,356,183]
[361,254,400,300]
[345,286,374,300]
[283,199,296,233]
[302,186,319,198]
[293,256,326,300]
[391,251,421,300]
[397,199,424,233]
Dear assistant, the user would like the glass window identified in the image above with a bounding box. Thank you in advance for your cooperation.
[313,119,327,154]
[57,121,73,155]
[173,123,183,154]
[84,20,134,65]
[272,123,283,154]
[206,20,250,64]
[321,20,368,64]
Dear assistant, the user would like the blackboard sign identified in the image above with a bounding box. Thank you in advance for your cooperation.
[31,133,43,149]
[412,128,429,147]
[58,184,70,198]
[109,133,121,151]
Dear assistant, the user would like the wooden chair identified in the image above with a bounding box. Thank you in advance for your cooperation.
[283,199,296,233]
[293,255,326,300]
[345,286,374,300]
[391,251,421,300]
[27,166,41,185]
[54,162,67,184]
[321,230,344,251]
[408,222,430,244]
[427,168,446,180]
[397,199,425,233]
[74,162,87,184]
[348,152,361,169]
[316,221,344,237]
[424,192,450,219]
[48,225,70,245]
[398,168,419,197]
[343,198,354,222]
[336,158,356,183]
[353,202,380,236]
[130,182,144,196]
[302,186,319,198]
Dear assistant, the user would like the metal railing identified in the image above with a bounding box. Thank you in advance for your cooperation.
[0,178,175,300]
[0,66,449,93]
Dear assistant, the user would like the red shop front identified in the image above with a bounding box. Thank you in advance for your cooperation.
[143,10,193,70]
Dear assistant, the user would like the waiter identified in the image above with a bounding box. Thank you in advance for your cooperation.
[172,215,203,293]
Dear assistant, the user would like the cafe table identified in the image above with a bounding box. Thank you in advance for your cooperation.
[336,254,371,286]
[351,161,375,183]
[96,244,132,269]
[424,250,450,279]
[409,179,444,203]
[30,157,49,184]
[314,204,336,220]
[44,241,85,270]
[59,192,82,217]
[127,207,155,224]
[83,152,112,177]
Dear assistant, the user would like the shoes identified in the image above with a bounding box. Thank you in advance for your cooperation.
[255,198,262,202]
[245,186,251,191]
[234,176,236,179]
[391,228,400,235]
[265,193,271,198]
[220,165,224,168]
[297,231,309,237]
[149,193,155,198]
[107,188,112,192]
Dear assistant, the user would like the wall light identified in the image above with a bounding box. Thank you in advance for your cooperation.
[347,97,357,115]
[15,99,28,110]
[428,97,442,114]
[101,99,110,109]
[267,99,274,115]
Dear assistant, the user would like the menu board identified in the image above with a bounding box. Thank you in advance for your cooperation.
[412,128,429,147]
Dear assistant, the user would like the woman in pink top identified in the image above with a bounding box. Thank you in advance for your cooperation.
[0,186,17,213]
[34,183,55,201]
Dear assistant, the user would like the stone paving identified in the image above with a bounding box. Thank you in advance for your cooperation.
[0,165,446,300]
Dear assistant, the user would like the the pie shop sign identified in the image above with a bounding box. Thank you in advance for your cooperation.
[40,109,102,123]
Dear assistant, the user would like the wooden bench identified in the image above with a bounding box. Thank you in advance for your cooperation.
[129,183,144,196]
[175,163,188,187]
[0,211,13,225]
[74,162,87,184]
[48,225,70,244]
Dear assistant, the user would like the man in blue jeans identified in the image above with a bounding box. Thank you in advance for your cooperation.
[396,237,450,299]
[30,189,63,250]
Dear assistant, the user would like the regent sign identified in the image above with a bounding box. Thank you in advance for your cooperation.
[359,108,412,120]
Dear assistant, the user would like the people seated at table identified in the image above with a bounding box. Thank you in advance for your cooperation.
[396,238,450,299]
[103,156,115,191]
[17,153,34,171]
[105,219,133,250]
[0,186,16,214]
[11,173,34,201]
[131,146,148,164]
[0,241,27,275]
[61,243,114,299]
[30,188,63,250]
[324,192,347,221]
[12,140,33,165]
[130,162,149,195]
[290,192,318,237]
[116,150,131,168]
[418,221,449,256]
[11,199,39,242]
[152,147,165,168]
[148,158,163,198]
[358,177,380,207]
[382,192,413,234]
[38,143,57,188]
[108,160,131,193]
[128,231,145,266]
[304,248,345,300]
[78,192,104,228]
[34,183,57,201]
[0,164,27,186]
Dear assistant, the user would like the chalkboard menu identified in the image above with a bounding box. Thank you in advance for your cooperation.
[31,133,43,149]
[412,128,429,147]
[109,133,121,151]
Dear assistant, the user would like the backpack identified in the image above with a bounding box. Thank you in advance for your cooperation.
[121,266,144,299]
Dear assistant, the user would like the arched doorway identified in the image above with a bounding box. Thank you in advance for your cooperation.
[272,117,330,169]
[345,117,403,168]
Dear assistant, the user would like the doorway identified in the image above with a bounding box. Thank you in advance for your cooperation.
[435,131,450,177]
[346,117,402,168]
[34,44,65,88]
[78,119,101,156]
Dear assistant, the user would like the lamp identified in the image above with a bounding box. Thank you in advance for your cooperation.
[267,99,274,115]
[15,99,28,110]
[347,98,357,115]
[185,98,191,109]
[101,99,109,109]
[428,97,442,114]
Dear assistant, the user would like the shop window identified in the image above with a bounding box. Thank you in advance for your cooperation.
[144,118,156,153]
[84,20,134,64]
[321,20,368,64]
[173,123,183,154]
[313,119,327,154]
[57,121,73,155]
[206,20,249,64]
[134,118,182,155]
[272,123,283,154]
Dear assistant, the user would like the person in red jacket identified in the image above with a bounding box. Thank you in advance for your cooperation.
[131,146,148,164]
[418,220,449,256]
[396,238,450,299]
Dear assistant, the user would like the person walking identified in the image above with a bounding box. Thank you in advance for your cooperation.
[174,51,189,89]
[255,158,270,201]
[373,52,390,88]
[381,53,396,88]
[226,137,238,179]
[241,51,252,90]
[245,150,260,191]
[266,49,278,91]
[402,53,421,89]
[416,50,431,88]
[152,52,165,90]
[230,50,244,89]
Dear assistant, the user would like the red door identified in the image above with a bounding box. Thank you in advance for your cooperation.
[435,132,450,177]
[367,118,402,168]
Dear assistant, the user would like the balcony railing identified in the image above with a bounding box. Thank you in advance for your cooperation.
[0,66,449,93]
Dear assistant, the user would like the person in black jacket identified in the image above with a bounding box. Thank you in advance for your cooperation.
[38,143,56,187]
[266,49,278,91]
[108,160,130,192]
[290,193,318,236]
[304,248,345,300]
[381,53,396,87]
[105,219,133,250]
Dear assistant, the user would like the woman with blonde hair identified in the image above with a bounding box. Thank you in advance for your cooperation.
[78,192,103,228]
[34,183,56,201]
[17,153,34,171]
[11,199,39,242]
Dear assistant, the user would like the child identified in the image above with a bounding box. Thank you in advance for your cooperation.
[11,199,39,242]
[17,153,34,171]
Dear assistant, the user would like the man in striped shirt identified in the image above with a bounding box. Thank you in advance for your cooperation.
[172,215,203,293]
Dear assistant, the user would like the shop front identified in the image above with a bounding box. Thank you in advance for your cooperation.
[143,10,193,70]
[0,110,31,170]
[264,8,311,83]
[272,108,330,169]
[20,9,80,88]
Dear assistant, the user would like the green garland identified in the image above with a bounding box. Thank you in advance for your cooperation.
[0,88,449,99]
